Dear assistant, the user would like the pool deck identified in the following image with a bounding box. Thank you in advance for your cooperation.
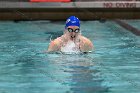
[0,1,140,20]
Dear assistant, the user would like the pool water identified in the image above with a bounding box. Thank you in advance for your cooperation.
[0,20,140,93]
[123,20,140,30]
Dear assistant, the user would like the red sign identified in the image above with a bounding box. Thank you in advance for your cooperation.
[30,0,71,2]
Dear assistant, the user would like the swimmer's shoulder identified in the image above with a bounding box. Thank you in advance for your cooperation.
[79,35,93,45]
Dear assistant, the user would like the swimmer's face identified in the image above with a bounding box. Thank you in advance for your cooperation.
[66,26,80,39]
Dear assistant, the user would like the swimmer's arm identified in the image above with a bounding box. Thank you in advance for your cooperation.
[81,41,93,52]
[47,41,60,52]
[47,37,63,52]
[80,37,93,52]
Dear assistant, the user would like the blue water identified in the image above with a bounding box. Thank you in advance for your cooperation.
[0,20,140,93]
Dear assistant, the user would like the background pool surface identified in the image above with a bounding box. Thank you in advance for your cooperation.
[0,20,140,93]
[123,20,140,30]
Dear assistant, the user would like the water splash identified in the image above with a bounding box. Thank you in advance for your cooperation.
[61,40,80,54]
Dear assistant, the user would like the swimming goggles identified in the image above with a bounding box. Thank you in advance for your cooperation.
[67,28,80,33]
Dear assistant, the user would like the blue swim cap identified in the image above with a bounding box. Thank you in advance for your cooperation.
[65,16,80,28]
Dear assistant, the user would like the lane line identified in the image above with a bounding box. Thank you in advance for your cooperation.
[114,19,140,36]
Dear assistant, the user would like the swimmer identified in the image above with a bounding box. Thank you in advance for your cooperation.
[47,16,93,53]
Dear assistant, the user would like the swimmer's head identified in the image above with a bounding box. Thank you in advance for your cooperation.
[65,16,80,29]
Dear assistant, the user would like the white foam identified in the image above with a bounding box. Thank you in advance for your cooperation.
[60,40,80,54]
